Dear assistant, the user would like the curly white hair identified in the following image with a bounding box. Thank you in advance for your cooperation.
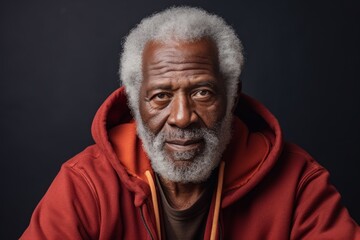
[120,6,244,119]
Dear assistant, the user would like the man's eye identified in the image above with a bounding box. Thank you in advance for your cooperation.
[155,93,166,99]
[149,92,172,109]
[193,90,212,99]
[154,93,169,100]
[199,90,209,96]
[150,93,172,105]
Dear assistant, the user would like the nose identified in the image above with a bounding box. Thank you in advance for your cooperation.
[167,93,198,128]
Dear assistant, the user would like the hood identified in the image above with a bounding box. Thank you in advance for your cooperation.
[91,87,283,207]
[220,93,283,207]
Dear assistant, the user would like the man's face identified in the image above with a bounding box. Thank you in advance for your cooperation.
[137,38,231,183]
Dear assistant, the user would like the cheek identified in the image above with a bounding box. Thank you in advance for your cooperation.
[198,104,226,128]
[139,101,169,134]
[195,95,227,129]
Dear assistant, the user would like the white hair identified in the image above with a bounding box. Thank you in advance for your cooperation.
[120,6,244,120]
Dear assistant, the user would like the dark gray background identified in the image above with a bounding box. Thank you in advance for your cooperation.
[1,0,359,239]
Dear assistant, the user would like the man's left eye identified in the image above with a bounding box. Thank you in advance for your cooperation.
[193,90,212,99]
[198,90,209,96]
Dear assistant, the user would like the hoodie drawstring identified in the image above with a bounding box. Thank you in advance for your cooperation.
[145,171,162,240]
[210,161,225,240]
[145,161,225,240]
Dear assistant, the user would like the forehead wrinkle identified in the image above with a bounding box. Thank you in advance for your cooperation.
[142,39,222,90]
[147,64,215,77]
[146,74,217,90]
[149,46,215,63]
[147,56,214,69]
[146,56,216,77]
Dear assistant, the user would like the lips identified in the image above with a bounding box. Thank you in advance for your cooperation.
[164,138,204,152]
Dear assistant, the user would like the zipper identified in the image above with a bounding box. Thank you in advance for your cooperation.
[139,207,154,240]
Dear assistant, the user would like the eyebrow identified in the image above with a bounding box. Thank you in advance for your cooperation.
[194,81,216,88]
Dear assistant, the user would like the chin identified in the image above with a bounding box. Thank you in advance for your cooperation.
[154,151,218,183]
[168,158,197,168]
[136,110,234,183]
[166,148,202,161]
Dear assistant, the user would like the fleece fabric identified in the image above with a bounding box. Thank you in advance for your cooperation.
[21,87,360,239]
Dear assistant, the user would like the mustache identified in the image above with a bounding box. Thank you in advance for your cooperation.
[159,127,215,141]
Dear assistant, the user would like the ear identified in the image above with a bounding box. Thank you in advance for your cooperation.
[231,81,242,113]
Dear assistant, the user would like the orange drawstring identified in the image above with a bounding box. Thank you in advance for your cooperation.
[145,170,162,240]
[210,161,225,240]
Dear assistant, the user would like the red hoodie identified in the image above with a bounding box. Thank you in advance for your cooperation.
[21,87,360,239]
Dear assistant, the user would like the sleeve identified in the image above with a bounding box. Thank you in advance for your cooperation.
[290,168,360,239]
[20,164,100,240]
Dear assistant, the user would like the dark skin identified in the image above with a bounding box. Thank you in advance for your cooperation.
[139,38,227,209]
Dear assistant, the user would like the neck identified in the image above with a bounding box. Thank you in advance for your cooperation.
[158,175,212,210]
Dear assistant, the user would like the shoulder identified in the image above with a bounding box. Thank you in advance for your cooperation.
[279,142,341,201]
[61,145,114,177]
[270,142,331,197]
[58,144,121,197]
[63,145,101,169]
[283,144,360,239]
[280,142,325,174]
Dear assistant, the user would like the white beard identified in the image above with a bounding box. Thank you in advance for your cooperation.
[136,113,233,183]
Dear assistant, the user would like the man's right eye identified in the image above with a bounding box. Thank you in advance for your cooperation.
[155,93,168,99]
[150,93,172,106]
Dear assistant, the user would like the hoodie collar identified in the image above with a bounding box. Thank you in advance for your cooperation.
[91,87,283,207]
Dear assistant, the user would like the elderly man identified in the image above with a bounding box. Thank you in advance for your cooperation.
[21,7,359,240]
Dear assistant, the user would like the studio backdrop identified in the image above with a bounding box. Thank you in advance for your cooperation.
[0,0,359,239]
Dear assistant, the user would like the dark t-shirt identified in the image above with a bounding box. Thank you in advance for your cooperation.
[156,175,215,240]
